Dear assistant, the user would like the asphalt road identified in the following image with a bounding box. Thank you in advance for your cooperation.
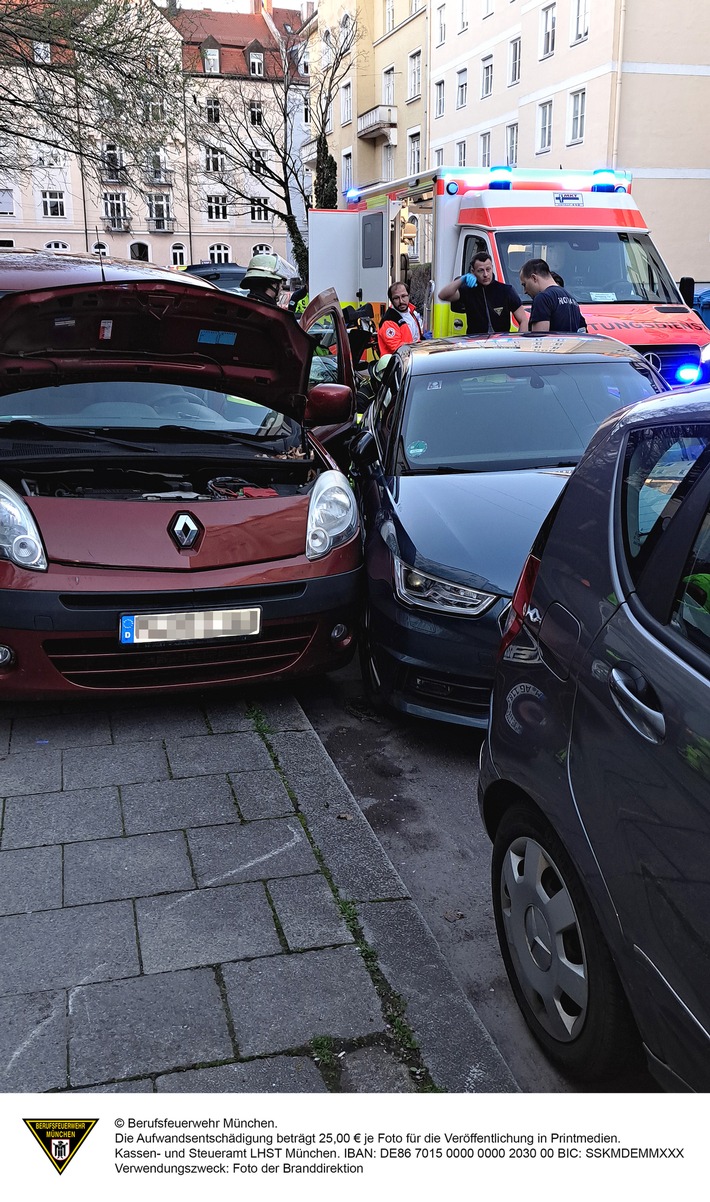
[295,659,659,1095]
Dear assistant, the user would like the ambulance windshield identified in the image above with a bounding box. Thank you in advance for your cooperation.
[496,231,681,305]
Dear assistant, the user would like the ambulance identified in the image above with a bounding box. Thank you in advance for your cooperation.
[308,165,710,386]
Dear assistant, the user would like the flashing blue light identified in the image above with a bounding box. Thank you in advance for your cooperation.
[591,168,617,193]
[446,181,459,195]
[676,364,702,385]
[346,188,360,202]
[489,164,513,191]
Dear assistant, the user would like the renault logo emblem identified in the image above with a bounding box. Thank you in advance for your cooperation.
[644,351,663,373]
[170,513,200,549]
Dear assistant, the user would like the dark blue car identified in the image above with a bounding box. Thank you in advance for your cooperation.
[479,387,710,1090]
[352,335,667,726]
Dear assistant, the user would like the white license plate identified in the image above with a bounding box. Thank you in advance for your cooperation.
[119,607,261,645]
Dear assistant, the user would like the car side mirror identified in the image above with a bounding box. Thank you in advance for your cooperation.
[350,429,379,470]
[304,383,352,425]
[679,276,695,308]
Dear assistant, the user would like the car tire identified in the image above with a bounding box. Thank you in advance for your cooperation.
[492,803,640,1081]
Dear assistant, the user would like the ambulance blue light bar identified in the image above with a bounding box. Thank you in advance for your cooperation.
[346,188,360,202]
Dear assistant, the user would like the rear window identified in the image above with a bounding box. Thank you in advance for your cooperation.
[621,425,710,583]
[399,361,663,472]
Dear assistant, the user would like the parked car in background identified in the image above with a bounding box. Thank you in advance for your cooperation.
[0,277,360,697]
[184,262,247,293]
[351,334,668,727]
[479,388,710,1090]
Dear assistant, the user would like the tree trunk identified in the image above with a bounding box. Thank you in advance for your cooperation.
[284,214,309,283]
[314,133,338,210]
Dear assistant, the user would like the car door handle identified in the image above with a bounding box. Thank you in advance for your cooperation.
[608,667,666,743]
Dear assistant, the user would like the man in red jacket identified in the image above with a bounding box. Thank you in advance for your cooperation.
[377,282,425,355]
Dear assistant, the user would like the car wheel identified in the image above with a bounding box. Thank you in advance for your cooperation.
[492,803,639,1081]
[358,605,388,712]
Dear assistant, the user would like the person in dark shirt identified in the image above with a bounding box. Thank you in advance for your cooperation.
[438,251,529,335]
[519,258,586,333]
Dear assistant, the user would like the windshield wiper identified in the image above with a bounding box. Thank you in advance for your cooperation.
[0,419,157,452]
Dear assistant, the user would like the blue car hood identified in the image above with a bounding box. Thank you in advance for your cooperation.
[388,468,572,597]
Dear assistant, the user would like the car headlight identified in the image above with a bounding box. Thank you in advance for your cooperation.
[394,557,498,616]
[700,343,710,364]
[305,470,358,560]
[0,480,47,571]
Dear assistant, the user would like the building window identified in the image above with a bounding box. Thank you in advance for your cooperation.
[35,146,64,167]
[250,52,264,77]
[102,143,124,180]
[325,101,333,133]
[147,193,171,228]
[537,100,553,151]
[92,241,108,256]
[252,243,272,255]
[509,37,521,85]
[321,30,334,67]
[33,41,51,63]
[144,96,165,123]
[541,4,556,57]
[204,146,225,172]
[303,96,310,124]
[408,131,421,174]
[506,121,518,166]
[41,190,65,217]
[456,139,466,167]
[204,47,220,74]
[407,214,420,260]
[342,151,353,190]
[479,132,491,167]
[573,0,589,42]
[250,197,269,221]
[437,4,446,43]
[250,100,263,126]
[300,48,310,75]
[383,66,395,105]
[383,144,395,181]
[250,150,266,175]
[569,88,586,142]
[209,244,230,263]
[340,13,354,47]
[207,194,228,220]
[456,68,467,108]
[145,149,168,183]
[206,96,220,123]
[103,192,128,227]
[481,56,493,97]
[460,0,469,27]
[434,80,445,118]
[408,51,421,99]
[341,81,352,124]
[0,189,14,216]
[45,240,69,250]
[385,0,395,32]
[130,242,149,262]
[171,243,186,266]
[411,0,422,12]
[434,148,444,167]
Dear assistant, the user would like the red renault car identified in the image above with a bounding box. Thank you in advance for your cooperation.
[0,269,361,696]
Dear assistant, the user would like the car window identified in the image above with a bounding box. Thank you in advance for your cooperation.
[621,425,710,583]
[670,506,710,655]
[307,314,340,387]
[398,361,662,473]
[372,360,402,455]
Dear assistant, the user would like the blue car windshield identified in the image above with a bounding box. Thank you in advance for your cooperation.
[400,361,664,473]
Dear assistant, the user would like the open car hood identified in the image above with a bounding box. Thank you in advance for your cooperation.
[0,280,317,420]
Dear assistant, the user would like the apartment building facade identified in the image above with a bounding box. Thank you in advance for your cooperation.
[0,1,308,271]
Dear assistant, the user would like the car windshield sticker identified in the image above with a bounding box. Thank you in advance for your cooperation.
[590,292,617,302]
[427,380,442,390]
[198,329,237,345]
[98,319,113,340]
[408,441,427,457]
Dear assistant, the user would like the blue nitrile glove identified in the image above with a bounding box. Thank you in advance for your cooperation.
[461,274,477,289]
[422,330,433,339]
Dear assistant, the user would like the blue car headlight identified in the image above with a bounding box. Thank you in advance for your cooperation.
[394,557,498,616]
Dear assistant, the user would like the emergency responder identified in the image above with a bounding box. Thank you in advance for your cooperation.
[438,251,529,335]
[377,282,425,355]
[519,258,586,333]
[241,253,292,306]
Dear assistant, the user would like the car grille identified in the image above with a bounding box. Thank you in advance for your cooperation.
[403,666,491,717]
[42,618,316,690]
[635,344,700,383]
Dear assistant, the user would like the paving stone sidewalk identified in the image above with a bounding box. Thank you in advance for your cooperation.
[0,690,517,1094]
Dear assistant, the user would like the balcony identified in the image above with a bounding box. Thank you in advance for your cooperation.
[357,105,397,140]
[301,137,318,168]
[146,217,176,233]
[100,164,128,184]
[103,216,131,232]
[142,167,175,186]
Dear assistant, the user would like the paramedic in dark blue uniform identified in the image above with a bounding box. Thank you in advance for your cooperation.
[519,258,586,332]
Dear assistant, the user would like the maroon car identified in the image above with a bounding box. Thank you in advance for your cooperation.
[0,275,361,696]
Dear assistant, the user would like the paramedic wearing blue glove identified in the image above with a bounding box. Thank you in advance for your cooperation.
[438,251,529,335]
